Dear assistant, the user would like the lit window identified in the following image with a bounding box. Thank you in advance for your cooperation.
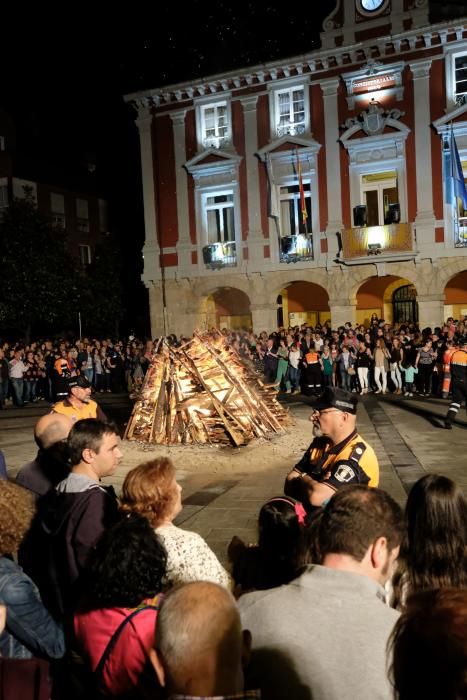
[79,244,91,265]
[361,171,399,226]
[200,103,230,149]
[279,183,311,235]
[455,54,467,106]
[203,192,235,243]
[275,87,305,137]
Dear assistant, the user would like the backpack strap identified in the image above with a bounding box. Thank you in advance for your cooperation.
[94,603,159,680]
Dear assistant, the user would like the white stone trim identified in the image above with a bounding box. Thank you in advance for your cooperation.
[194,94,233,152]
[267,78,311,139]
[170,110,192,273]
[135,106,161,284]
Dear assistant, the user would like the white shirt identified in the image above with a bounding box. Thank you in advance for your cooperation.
[9,359,28,379]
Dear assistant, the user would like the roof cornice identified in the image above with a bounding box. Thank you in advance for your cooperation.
[125,16,467,111]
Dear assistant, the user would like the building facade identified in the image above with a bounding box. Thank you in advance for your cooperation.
[0,110,109,268]
[127,0,467,336]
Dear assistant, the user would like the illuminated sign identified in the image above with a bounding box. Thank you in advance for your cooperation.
[352,73,396,94]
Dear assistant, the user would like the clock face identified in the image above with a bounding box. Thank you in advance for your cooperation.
[360,0,385,11]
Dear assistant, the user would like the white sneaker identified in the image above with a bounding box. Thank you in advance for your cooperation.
[375,390,381,394]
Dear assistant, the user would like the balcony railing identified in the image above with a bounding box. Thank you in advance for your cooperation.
[202,241,237,269]
[341,223,414,260]
[279,234,313,263]
[455,217,467,247]
[202,135,232,150]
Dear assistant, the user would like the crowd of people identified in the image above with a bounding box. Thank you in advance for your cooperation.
[0,336,155,409]
[0,316,466,698]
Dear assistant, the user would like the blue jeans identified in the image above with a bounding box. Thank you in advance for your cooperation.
[10,378,24,406]
[23,381,37,402]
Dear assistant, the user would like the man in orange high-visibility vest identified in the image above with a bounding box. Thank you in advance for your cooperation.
[445,337,467,429]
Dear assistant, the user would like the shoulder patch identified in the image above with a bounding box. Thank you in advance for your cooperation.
[334,464,356,483]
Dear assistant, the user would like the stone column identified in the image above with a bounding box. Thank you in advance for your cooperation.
[321,78,343,258]
[329,299,357,328]
[417,293,445,330]
[240,95,265,270]
[135,104,162,339]
[135,103,161,284]
[250,303,278,334]
[170,110,192,274]
[410,59,436,245]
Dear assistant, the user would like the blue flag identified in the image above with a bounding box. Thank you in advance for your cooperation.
[448,126,467,210]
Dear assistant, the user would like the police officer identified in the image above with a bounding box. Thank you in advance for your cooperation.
[285,386,379,509]
[444,336,467,429]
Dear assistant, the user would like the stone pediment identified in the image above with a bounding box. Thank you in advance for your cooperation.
[256,135,320,162]
[432,103,467,138]
[184,148,242,180]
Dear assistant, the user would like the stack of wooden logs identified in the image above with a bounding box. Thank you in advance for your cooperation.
[124,331,289,447]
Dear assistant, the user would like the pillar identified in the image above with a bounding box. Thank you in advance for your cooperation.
[170,110,192,274]
[321,78,343,258]
[329,299,357,328]
[417,293,445,330]
[240,95,265,269]
[410,59,436,245]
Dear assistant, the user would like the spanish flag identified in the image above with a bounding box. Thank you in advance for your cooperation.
[296,148,308,227]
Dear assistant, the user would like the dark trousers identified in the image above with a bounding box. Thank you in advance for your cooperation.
[445,380,467,426]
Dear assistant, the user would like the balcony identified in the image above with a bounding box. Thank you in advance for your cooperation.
[202,241,237,270]
[341,223,415,262]
[456,217,467,247]
[279,234,313,263]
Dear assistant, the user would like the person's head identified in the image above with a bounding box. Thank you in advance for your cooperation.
[121,458,182,527]
[83,512,167,609]
[0,482,35,556]
[150,582,250,697]
[67,419,122,477]
[256,496,309,580]
[398,474,467,593]
[310,387,358,442]
[318,486,404,585]
[390,588,467,700]
[14,349,22,361]
[67,375,92,403]
[34,413,73,451]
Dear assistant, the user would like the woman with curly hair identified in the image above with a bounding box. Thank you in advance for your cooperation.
[121,458,232,590]
[0,481,64,660]
[74,512,167,698]
[390,474,467,610]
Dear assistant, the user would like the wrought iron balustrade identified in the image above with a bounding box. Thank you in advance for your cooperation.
[279,234,313,263]
[202,241,237,269]
[456,217,467,247]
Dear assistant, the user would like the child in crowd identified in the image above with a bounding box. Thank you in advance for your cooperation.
[400,359,418,397]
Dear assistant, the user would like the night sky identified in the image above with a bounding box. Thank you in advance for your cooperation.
[0,4,335,330]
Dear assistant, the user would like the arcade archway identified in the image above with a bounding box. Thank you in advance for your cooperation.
[356,276,418,326]
[277,281,330,328]
[444,270,467,321]
[202,287,252,330]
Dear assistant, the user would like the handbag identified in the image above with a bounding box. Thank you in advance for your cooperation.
[347,367,356,376]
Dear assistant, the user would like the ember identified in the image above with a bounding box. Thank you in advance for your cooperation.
[124,331,289,446]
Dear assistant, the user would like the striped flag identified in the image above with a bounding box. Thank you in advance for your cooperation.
[448,124,467,210]
[296,148,308,227]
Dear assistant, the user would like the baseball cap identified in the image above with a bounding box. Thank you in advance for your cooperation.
[67,375,92,391]
[313,387,358,415]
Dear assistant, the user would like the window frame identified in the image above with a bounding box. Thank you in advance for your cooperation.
[195,96,232,151]
[445,45,467,109]
[79,244,92,266]
[278,181,312,236]
[202,189,236,244]
[268,79,310,139]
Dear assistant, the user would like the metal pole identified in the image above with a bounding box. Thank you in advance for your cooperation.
[78,312,82,340]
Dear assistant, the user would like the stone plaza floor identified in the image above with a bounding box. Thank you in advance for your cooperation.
[1,391,466,566]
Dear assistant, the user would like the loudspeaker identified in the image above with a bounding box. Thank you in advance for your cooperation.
[387,203,400,224]
[353,205,367,227]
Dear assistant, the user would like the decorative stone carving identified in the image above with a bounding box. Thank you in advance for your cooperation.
[341,99,405,136]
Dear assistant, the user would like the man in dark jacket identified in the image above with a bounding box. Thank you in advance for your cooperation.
[20,419,121,621]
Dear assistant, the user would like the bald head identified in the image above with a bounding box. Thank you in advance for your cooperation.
[34,414,73,450]
[151,582,247,696]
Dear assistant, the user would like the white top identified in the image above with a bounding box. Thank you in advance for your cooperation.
[155,523,232,590]
[9,359,28,379]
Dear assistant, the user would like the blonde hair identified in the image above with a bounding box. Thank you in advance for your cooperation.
[0,482,35,555]
[121,458,177,527]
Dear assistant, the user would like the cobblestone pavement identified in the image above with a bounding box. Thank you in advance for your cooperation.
[1,391,466,565]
